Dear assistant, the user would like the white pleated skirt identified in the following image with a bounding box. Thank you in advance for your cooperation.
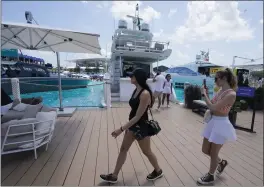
[202,115,237,145]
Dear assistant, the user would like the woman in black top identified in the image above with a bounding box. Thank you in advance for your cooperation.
[100,68,163,183]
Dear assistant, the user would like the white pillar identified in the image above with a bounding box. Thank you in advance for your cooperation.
[103,73,111,108]
[231,56,236,70]
[119,56,123,77]
[56,52,63,111]
[11,78,21,101]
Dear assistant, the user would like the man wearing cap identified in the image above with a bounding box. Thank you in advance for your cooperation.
[152,70,165,111]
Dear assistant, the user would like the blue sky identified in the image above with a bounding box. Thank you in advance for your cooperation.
[2,1,263,68]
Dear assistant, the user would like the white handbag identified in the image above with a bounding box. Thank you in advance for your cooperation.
[203,109,212,123]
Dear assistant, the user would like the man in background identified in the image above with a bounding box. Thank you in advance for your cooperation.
[152,70,165,111]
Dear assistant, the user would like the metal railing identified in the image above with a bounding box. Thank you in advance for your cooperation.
[112,37,170,53]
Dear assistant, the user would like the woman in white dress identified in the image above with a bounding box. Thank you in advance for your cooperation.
[197,68,237,185]
[162,74,173,107]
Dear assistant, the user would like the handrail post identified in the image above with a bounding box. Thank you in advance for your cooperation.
[103,73,111,108]
[11,78,21,101]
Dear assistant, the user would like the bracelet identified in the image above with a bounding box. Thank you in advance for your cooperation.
[120,126,124,132]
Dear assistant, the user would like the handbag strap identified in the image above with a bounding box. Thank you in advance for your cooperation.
[148,106,154,120]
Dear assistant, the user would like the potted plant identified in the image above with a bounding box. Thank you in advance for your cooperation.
[229,101,242,126]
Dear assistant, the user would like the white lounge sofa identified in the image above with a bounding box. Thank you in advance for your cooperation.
[1,102,57,159]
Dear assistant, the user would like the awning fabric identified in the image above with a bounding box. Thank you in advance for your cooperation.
[2,22,101,54]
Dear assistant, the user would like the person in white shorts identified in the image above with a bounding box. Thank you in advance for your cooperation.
[197,68,237,185]
[162,74,173,108]
[152,70,165,111]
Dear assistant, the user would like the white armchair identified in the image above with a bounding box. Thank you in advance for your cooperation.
[1,119,55,159]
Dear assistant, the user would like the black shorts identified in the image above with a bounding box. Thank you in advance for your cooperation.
[128,121,154,141]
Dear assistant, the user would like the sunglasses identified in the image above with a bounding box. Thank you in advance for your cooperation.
[214,77,218,82]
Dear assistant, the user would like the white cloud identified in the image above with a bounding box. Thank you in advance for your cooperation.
[169,2,254,44]
[175,50,190,62]
[153,29,164,39]
[260,19,263,24]
[100,42,112,58]
[163,50,191,67]
[168,8,177,18]
[184,44,190,48]
[110,1,161,23]
[81,1,89,4]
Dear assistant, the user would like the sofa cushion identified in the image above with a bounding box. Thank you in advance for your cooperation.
[1,134,46,151]
[41,105,57,112]
[1,103,13,115]
[23,103,43,119]
[35,111,57,135]
[31,97,43,105]
[13,103,28,112]
[21,97,43,105]
[1,110,24,123]
[10,99,20,110]
[18,138,44,149]
[1,118,38,136]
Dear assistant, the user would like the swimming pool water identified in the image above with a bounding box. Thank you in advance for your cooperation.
[174,88,213,103]
[15,82,104,108]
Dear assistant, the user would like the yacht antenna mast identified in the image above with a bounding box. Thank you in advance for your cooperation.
[127,3,143,30]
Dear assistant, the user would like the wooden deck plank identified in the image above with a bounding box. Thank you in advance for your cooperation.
[1,103,262,186]
[15,113,77,186]
[25,111,82,186]
[94,109,110,186]
[111,108,139,186]
[1,117,67,182]
[47,110,90,186]
[152,136,197,186]
[180,125,263,183]
[63,110,97,186]
[79,109,102,186]
[157,110,241,186]
[159,106,259,186]
[106,108,125,186]
[27,111,83,186]
[3,115,75,186]
[165,106,263,172]
[167,113,263,183]
[117,107,154,186]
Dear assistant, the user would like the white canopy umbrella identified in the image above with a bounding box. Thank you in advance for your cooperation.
[1,21,101,111]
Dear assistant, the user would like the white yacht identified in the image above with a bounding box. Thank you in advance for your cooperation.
[109,4,172,101]
[165,50,223,90]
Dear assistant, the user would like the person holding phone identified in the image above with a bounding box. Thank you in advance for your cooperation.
[198,68,237,185]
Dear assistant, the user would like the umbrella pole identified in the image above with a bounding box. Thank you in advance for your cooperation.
[56,52,63,111]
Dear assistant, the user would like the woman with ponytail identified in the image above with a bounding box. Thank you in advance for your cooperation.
[198,68,237,185]
[100,68,163,183]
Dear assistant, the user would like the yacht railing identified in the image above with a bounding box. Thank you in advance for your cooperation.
[112,38,170,53]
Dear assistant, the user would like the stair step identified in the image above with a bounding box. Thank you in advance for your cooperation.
[111,93,120,97]
[111,97,120,102]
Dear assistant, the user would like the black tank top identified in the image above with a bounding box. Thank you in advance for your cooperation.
[129,89,149,121]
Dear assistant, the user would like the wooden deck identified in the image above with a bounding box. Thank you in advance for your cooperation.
[1,103,263,186]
